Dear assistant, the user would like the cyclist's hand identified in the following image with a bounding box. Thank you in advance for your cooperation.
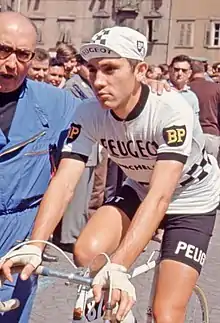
[0,245,42,283]
[92,263,136,322]
[144,78,171,95]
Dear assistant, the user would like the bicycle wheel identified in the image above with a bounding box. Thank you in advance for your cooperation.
[185,285,209,323]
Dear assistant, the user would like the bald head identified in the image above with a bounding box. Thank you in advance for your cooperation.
[0,11,37,48]
[0,12,38,93]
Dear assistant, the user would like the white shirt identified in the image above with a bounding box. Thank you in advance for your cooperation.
[63,85,220,214]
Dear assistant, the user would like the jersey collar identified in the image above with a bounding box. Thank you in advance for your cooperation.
[110,84,150,121]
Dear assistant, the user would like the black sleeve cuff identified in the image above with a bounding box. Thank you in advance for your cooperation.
[157,152,187,164]
[61,152,89,163]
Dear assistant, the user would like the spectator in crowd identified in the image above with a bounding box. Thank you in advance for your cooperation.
[190,60,220,158]
[212,62,220,83]
[190,56,214,82]
[146,64,162,80]
[169,55,200,116]
[159,63,169,81]
[46,57,65,88]
[27,47,49,82]
[64,54,94,99]
[207,63,214,77]
[212,62,220,74]
[56,43,78,80]
[0,11,80,322]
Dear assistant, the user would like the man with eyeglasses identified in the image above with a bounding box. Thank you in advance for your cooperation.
[0,11,81,323]
[169,55,200,117]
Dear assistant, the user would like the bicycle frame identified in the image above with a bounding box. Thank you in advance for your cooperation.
[35,249,161,322]
[131,250,160,323]
[1,247,207,322]
[72,249,161,323]
[1,238,208,322]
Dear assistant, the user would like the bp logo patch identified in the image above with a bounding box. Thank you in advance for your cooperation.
[66,123,81,143]
[163,125,187,146]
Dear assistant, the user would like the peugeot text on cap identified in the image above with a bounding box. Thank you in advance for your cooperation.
[80,26,148,62]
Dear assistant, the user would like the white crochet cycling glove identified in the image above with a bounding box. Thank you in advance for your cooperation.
[92,263,136,301]
[0,245,42,270]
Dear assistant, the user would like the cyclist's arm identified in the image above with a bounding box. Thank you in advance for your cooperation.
[111,159,183,268]
[30,157,85,250]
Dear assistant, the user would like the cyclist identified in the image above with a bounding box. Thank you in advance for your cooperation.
[1,27,220,323]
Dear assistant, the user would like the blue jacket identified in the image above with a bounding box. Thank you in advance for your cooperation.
[0,79,80,215]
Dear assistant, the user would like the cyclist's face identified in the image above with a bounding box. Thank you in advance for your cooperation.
[87,57,144,110]
[0,22,36,92]
[28,59,49,82]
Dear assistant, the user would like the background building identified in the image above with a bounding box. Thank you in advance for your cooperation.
[167,0,220,63]
[1,0,220,64]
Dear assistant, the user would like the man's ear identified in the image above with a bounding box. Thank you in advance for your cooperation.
[135,62,148,82]
[188,69,192,79]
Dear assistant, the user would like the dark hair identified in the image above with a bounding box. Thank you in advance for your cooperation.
[170,55,192,68]
[56,43,77,59]
[212,62,220,71]
[127,58,141,71]
[75,54,87,65]
[191,61,205,74]
[34,48,49,62]
[49,57,64,68]
[159,63,169,74]
[147,64,159,73]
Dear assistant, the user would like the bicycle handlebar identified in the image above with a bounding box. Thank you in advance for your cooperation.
[0,265,92,313]
[0,248,160,314]
[35,265,93,286]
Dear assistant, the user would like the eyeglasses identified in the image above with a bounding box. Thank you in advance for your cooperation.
[173,67,189,73]
[0,43,35,63]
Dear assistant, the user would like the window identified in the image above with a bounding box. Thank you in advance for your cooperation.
[144,19,160,42]
[30,17,45,45]
[57,17,75,45]
[204,21,220,47]
[94,18,110,34]
[148,20,153,42]
[58,26,72,44]
[93,10,110,35]
[114,0,139,12]
[213,23,220,45]
[117,16,135,28]
[176,20,194,47]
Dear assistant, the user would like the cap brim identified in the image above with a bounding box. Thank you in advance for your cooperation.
[80,43,121,61]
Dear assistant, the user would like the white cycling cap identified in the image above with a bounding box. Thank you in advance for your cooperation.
[80,26,148,62]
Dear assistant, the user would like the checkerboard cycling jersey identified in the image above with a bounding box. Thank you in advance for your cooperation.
[62,85,220,214]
